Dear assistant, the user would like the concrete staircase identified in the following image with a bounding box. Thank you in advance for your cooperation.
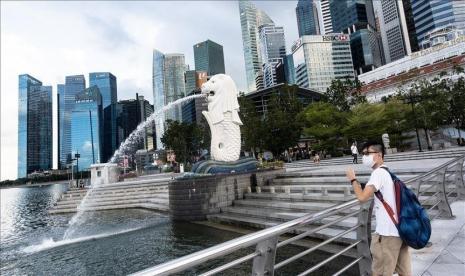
[285,147,465,170]
[49,174,172,214]
[208,149,464,244]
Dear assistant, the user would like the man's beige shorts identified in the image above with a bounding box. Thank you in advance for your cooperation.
[371,233,411,276]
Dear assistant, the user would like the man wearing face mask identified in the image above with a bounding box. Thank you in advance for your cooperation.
[346,141,411,276]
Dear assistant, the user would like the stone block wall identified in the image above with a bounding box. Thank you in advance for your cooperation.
[169,169,283,221]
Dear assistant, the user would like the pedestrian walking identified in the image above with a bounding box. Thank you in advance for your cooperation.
[345,141,412,276]
[351,142,359,164]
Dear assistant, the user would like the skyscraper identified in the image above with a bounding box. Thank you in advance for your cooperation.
[330,0,384,75]
[239,0,274,92]
[18,75,53,178]
[60,75,85,168]
[373,0,412,63]
[412,0,465,45]
[259,24,287,87]
[193,39,225,76]
[296,0,319,37]
[71,86,102,171]
[316,0,333,34]
[152,50,187,149]
[57,84,65,169]
[291,34,355,92]
[117,94,155,151]
[89,72,117,162]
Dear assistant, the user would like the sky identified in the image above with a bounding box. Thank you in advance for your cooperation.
[0,1,299,181]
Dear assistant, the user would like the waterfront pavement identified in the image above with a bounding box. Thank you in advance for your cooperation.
[412,201,465,276]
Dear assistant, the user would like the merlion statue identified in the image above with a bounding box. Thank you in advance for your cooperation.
[382,133,390,149]
[201,74,243,162]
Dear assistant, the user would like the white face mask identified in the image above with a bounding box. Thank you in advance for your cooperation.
[362,154,376,168]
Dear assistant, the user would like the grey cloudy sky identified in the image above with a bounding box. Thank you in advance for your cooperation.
[0,1,298,180]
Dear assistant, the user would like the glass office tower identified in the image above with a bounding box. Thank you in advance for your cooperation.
[89,72,117,162]
[239,0,274,92]
[18,74,53,178]
[291,34,355,92]
[60,75,85,167]
[71,86,102,171]
[296,0,319,36]
[412,0,465,44]
[57,84,65,169]
[193,39,225,76]
[259,24,287,87]
[152,50,187,149]
[330,0,383,75]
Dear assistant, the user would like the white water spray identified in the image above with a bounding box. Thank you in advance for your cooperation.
[62,94,206,240]
[109,94,206,163]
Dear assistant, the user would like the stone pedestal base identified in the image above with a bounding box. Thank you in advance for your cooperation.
[191,157,258,174]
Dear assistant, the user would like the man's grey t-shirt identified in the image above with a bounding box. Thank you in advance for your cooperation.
[367,166,399,237]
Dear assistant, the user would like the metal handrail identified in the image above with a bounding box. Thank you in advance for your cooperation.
[131,153,465,276]
[130,199,360,276]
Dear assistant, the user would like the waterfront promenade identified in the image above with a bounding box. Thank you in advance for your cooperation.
[412,201,465,276]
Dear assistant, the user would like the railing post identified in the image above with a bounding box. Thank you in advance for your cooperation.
[437,167,454,218]
[356,200,373,276]
[454,158,465,200]
[252,236,278,276]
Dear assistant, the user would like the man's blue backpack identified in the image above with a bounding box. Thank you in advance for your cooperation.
[374,167,431,249]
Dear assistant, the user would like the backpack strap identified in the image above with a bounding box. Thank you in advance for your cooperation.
[374,166,399,226]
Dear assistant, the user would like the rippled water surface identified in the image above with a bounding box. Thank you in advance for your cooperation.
[1,184,358,275]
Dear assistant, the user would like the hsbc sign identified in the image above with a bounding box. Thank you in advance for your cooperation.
[322,35,349,42]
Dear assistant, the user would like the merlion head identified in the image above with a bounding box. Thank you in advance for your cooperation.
[201,74,242,125]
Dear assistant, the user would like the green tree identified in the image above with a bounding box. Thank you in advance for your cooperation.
[325,78,366,112]
[438,66,465,144]
[238,95,265,156]
[408,79,449,149]
[343,103,388,142]
[383,98,414,151]
[262,86,304,157]
[161,120,207,164]
[300,102,346,154]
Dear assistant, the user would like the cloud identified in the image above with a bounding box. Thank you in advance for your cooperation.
[1,1,298,180]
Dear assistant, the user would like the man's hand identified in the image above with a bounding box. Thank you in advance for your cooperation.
[346,167,356,181]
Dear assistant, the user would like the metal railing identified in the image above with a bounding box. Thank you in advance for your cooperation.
[130,153,465,276]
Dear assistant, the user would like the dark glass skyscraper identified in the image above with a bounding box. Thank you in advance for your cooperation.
[193,39,225,76]
[57,84,65,169]
[18,74,53,178]
[60,75,85,168]
[330,0,383,75]
[117,94,155,151]
[71,86,102,171]
[296,0,319,36]
[89,72,117,162]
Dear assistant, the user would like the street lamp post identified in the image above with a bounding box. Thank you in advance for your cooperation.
[404,92,423,152]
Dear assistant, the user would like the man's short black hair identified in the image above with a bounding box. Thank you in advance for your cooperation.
[362,140,385,158]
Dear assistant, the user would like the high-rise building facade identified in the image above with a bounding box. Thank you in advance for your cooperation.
[412,0,465,45]
[239,0,274,92]
[291,34,355,92]
[59,75,85,168]
[117,94,155,151]
[330,0,384,75]
[373,0,412,63]
[71,86,102,171]
[193,40,225,76]
[18,75,53,178]
[296,0,319,37]
[258,24,287,88]
[89,72,117,162]
[316,0,333,35]
[152,50,187,149]
[57,84,65,169]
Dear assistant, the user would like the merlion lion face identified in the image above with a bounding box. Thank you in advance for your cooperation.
[201,74,237,104]
[201,74,242,125]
